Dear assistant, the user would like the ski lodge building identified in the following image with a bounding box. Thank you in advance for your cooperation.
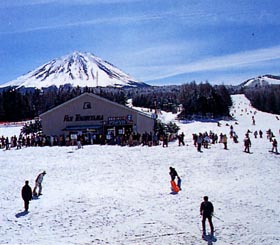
[39,93,156,143]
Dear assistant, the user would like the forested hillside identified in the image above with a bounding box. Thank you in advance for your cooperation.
[244,85,280,114]
[0,82,232,122]
[132,82,232,119]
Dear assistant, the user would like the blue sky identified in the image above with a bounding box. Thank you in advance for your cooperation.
[1,0,280,86]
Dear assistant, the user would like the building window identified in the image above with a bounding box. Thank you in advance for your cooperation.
[83,102,92,109]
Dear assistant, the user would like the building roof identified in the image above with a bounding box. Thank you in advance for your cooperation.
[39,92,153,119]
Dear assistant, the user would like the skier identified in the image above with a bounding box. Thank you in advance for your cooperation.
[5,137,10,150]
[200,196,214,237]
[197,133,203,152]
[232,132,238,143]
[252,116,255,125]
[244,134,251,153]
[259,130,263,138]
[230,125,234,138]
[272,138,278,153]
[21,180,32,212]
[33,171,46,196]
[192,133,198,146]
[162,133,168,147]
[178,132,185,146]
[222,134,228,150]
[77,134,83,149]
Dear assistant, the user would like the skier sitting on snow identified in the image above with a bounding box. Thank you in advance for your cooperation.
[33,171,46,196]
[200,196,214,237]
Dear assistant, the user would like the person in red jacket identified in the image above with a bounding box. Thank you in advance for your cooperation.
[21,180,32,212]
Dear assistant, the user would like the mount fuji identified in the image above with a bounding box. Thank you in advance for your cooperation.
[0,52,149,89]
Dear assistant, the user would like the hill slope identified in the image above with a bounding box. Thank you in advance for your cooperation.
[241,74,280,88]
[0,94,279,244]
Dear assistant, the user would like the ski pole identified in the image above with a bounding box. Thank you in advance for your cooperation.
[212,214,224,222]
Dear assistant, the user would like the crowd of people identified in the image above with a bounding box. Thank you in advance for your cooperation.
[0,131,168,149]
[1,125,278,154]
[189,124,278,155]
[192,130,231,152]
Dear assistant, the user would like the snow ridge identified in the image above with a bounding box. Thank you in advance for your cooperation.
[242,74,280,88]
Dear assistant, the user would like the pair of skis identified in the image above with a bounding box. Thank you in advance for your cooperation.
[202,232,217,243]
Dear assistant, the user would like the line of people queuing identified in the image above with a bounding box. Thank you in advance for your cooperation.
[1,131,178,150]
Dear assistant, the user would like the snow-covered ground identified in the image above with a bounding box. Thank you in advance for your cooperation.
[0,94,279,245]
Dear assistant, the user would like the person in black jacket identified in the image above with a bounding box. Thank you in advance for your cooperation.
[21,180,32,212]
[200,196,214,236]
[169,167,179,181]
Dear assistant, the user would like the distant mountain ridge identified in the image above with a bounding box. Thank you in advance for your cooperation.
[0,51,149,89]
[240,74,280,88]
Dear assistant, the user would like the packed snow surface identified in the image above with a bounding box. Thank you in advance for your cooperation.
[0,94,279,244]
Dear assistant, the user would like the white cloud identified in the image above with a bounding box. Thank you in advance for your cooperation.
[0,0,141,8]
[138,45,280,81]
[0,0,56,8]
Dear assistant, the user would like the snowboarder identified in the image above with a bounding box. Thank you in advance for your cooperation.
[33,171,46,196]
[272,138,278,153]
[21,180,32,212]
[200,196,214,237]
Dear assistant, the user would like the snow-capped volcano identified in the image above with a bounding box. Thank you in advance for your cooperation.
[1,52,149,89]
[241,74,280,88]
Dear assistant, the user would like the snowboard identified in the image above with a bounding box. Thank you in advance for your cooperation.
[32,190,40,199]
[170,180,180,193]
